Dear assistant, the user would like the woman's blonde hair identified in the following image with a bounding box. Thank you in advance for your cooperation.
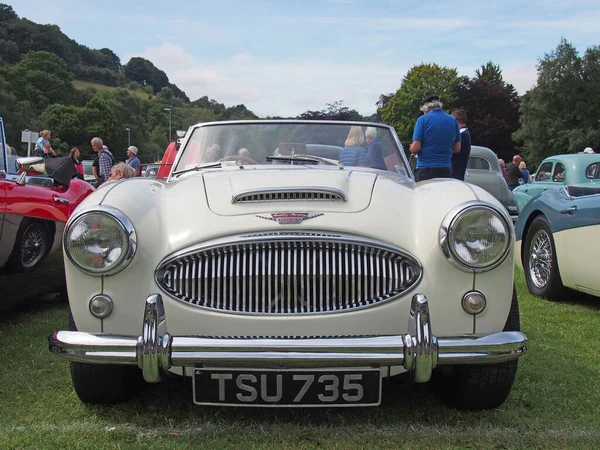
[40,130,50,138]
[111,162,135,179]
[519,161,526,169]
[344,126,365,147]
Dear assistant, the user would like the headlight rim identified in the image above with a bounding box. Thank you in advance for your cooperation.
[440,201,512,273]
[64,205,137,276]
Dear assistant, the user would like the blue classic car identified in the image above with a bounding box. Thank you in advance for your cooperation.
[515,185,600,300]
[513,154,600,211]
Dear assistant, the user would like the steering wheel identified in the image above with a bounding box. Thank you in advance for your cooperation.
[218,155,259,165]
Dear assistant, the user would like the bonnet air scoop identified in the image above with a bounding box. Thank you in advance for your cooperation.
[202,168,377,216]
[232,187,347,203]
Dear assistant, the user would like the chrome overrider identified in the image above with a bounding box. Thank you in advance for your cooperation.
[48,294,528,384]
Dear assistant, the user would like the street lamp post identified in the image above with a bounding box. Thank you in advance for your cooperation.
[125,127,131,147]
[164,108,172,142]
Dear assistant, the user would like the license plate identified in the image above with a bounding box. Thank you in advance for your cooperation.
[193,368,381,407]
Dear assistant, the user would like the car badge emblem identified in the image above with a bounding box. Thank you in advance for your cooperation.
[256,212,323,224]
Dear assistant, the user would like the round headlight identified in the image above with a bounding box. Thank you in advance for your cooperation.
[440,204,511,271]
[65,207,136,275]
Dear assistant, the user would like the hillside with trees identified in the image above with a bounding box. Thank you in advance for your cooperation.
[0,3,258,162]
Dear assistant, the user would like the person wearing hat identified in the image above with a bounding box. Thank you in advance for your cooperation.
[409,95,461,182]
[581,147,595,154]
[126,145,141,176]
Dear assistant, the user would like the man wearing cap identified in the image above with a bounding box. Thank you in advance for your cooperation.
[126,145,141,176]
[581,147,595,154]
[409,95,461,182]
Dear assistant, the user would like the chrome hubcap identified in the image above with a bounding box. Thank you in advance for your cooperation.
[21,225,47,269]
[528,229,552,289]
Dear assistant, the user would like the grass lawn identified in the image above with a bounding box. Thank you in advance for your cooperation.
[1,269,599,449]
[72,80,153,101]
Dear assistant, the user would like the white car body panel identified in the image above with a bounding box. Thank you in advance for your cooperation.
[554,225,600,296]
[66,171,513,343]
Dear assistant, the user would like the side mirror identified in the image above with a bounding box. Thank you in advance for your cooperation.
[518,178,524,185]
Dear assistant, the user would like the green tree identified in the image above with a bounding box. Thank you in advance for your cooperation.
[514,39,600,164]
[7,51,76,109]
[0,3,18,23]
[99,48,122,72]
[123,57,170,94]
[475,61,508,87]
[457,62,520,160]
[297,101,362,121]
[0,39,18,63]
[380,63,461,146]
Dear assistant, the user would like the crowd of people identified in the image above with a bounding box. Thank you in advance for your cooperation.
[30,130,142,186]
[25,116,597,190]
[405,94,598,188]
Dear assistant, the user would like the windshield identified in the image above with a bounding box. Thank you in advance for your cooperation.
[173,122,410,177]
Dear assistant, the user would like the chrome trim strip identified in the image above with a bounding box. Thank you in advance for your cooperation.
[49,294,528,384]
[155,232,423,316]
[232,187,347,203]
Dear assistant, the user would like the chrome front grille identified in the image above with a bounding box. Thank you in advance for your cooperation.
[155,233,421,315]
[232,188,346,203]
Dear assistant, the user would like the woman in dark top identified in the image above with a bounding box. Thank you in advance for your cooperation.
[70,147,84,179]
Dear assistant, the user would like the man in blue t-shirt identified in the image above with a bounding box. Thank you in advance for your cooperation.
[409,95,461,182]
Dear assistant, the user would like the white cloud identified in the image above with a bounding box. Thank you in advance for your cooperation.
[272,15,471,32]
[124,43,407,117]
[231,53,252,63]
[503,63,538,95]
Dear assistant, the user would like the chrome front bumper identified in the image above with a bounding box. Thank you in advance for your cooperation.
[49,294,527,384]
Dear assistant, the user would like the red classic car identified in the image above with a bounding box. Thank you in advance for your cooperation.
[0,118,95,310]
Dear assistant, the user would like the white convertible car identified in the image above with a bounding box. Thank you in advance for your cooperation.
[49,121,527,409]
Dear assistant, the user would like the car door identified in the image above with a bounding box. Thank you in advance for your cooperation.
[560,193,600,295]
[513,161,554,210]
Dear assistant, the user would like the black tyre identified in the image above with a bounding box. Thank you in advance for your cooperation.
[68,310,144,404]
[432,286,520,410]
[7,220,51,272]
[523,215,566,301]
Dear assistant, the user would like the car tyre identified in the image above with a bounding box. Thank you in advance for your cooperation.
[68,310,145,405]
[7,219,51,272]
[432,286,520,410]
[523,215,566,301]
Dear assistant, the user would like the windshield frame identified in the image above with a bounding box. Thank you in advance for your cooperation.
[0,117,7,174]
[167,120,413,182]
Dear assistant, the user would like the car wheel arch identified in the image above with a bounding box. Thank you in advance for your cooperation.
[7,217,56,272]
[520,210,546,267]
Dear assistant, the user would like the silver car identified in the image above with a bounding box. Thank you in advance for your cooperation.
[465,145,519,221]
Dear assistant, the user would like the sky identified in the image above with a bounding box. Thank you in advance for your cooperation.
[7,0,600,118]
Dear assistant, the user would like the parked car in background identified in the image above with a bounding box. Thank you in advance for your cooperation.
[515,185,600,301]
[141,163,160,178]
[465,146,519,221]
[81,160,98,187]
[513,153,600,211]
[0,117,95,310]
[49,120,527,410]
